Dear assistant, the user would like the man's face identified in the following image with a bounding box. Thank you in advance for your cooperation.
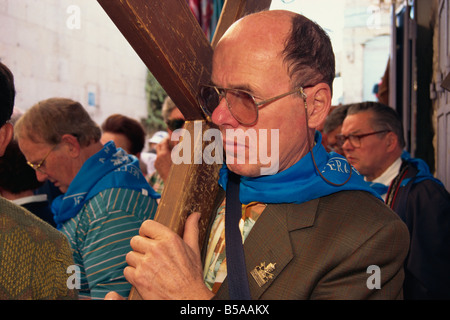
[210,19,309,177]
[18,138,75,193]
[340,111,390,181]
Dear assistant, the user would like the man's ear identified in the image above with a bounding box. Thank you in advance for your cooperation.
[306,83,332,129]
[61,134,81,157]
[385,131,399,152]
[0,123,13,157]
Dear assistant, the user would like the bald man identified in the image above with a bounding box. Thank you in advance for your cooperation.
[107,10,409,300]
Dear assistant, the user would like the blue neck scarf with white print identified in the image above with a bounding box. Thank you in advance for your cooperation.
[219,132,381,204]
[51,141,160,229]
[367,150,444,197]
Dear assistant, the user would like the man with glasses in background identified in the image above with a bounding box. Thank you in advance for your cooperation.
[107,10,409,300]
[14,97,161,299]
[339,101,450,299]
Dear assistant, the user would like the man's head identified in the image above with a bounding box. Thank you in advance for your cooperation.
[323,104,350,155]
[0,62,15,157]
[205,10,334,177]
[101,114,146,158]
[14,98,102,192]
[339,101,404,181]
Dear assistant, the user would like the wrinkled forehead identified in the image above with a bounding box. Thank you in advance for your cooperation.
[342,111,374,134]
[212,12,293,84]
[216,11,293,53]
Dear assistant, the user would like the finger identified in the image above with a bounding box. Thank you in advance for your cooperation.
[138,219,173,241]
[104,291,125,300]
[123,265,136,286]
[125,250,142,267]
[183,212,201,257]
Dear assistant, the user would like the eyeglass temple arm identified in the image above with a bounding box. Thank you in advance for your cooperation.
[254,87,307,107]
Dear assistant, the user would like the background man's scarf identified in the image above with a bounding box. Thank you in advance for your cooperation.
[368,150,443,196]
[401,151,443,186]
[219,132,381,204]
[52,141,160,229]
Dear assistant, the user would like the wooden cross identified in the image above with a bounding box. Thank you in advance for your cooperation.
[97,0,272,299]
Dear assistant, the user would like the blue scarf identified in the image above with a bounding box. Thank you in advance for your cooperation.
[52,141,160,229]
[400,151,443,186]
[367,151,443,196]
[218,132,381,205]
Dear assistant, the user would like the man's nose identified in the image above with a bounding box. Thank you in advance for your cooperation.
[35,170,48,182]
[211,98,239,127]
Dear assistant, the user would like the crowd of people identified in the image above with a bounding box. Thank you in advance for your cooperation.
[0,9,449,301]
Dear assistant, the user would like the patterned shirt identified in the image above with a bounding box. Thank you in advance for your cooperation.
[0,198,77,299]
[60,188,157,299]
[148,171,165,195]
[203,200,266,293]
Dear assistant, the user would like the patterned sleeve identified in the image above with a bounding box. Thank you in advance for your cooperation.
[74,188,157,299]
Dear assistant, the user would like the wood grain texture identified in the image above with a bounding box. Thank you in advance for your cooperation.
[98,0,212,120]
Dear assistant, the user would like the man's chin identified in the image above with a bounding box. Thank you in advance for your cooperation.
[226,163,262,178]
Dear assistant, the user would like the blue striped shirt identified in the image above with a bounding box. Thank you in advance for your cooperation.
[61,187,157,299]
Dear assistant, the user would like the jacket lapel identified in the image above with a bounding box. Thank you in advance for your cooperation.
[216,200,319,299]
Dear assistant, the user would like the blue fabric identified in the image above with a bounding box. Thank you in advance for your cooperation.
[366,151,444,196]
[52,141,160,229]
[367,182,389,196]
[219,132,381,204]
[400,151,443,187]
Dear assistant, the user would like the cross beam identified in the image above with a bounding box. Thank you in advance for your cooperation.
[97,0,272,299]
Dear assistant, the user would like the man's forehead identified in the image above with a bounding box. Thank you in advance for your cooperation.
[215,10,293,53]
[342,112,373,133]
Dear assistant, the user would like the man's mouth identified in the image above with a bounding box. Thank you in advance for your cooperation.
[223,140,247,155]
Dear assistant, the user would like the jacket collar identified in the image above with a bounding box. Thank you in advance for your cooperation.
[215,200,319,299]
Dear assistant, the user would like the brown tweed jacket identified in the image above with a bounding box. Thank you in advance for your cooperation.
[214,190,410,300]
[0,197,77,299]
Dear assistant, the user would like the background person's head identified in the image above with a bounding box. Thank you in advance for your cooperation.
[101,113,146,158]
[14,98,102,192]
[340,101,404,181]
[0,62,15,157]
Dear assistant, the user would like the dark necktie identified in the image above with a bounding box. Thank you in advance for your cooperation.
[225,171,251,300]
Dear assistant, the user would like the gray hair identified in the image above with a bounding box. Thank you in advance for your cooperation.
[283,14,335,92]
[323,105,350,134]
[14,97,101,147]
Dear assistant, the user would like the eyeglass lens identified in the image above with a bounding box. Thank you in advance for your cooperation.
[199,86,257,125]
[166,119,185,131]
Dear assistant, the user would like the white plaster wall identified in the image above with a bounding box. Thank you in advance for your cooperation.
[0,0,148,125]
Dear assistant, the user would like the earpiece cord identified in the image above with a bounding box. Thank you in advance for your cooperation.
[301,88,352,187]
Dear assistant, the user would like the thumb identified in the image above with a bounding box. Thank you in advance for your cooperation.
[183,212,201,257]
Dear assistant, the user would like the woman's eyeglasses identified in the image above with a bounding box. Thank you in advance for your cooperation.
[197,85,306,126]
